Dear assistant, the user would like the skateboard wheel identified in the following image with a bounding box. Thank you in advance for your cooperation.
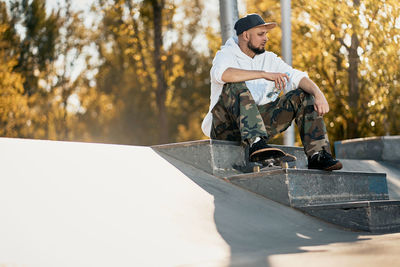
[281,162,289,169]
[253,165,260,172]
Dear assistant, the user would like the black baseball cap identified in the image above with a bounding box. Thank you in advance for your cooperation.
[234,14,277,35]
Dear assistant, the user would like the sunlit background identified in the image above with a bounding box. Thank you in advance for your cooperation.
[1,0,399,146]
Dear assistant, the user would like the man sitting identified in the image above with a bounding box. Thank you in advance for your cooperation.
[201,14,342,171]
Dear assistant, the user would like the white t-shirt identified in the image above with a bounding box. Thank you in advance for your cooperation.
[201,36,309,137]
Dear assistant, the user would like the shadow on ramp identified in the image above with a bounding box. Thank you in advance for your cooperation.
[155,151,368,266]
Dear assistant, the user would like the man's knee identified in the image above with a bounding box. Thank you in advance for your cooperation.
[221,82,255,107]
[287,89,315,107]
[302,89,315,103]
[222,82,249,95]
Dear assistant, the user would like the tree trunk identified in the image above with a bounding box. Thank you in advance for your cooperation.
[152,0,169,144]
[346,0,360,139]
[347,32,360,138]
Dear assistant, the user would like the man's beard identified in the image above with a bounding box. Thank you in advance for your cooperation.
[248,41,265,55]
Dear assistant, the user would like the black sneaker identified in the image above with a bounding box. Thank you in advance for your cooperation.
[249,138,282,162]
[308,150,343,171]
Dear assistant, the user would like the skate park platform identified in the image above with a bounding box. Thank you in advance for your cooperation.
[1,137,400,266]
[335,136,400,200]
[155,139,400,233]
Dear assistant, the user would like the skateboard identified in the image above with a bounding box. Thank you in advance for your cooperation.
[252,152,297,172]
[233,147,297,173]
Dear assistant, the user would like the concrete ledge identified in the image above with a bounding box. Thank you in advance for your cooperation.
[152,139,308,176]
[299,200,400,233]
[153,140,246,176]
[335,136,400,162]
[227,169,389,206]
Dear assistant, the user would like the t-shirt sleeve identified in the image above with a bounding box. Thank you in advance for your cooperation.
[210,50,236,85]
[271,54,308,89]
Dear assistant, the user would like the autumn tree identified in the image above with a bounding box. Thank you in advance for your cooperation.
[0,2,30,137]
[2,0,112,141]
[93,0,212,145]
[165,0,213,142]
[247,0,400,143]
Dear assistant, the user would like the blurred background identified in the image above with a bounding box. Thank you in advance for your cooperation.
[0,0,399,146]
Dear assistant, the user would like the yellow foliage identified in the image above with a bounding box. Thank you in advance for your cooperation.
[176,113,208,142]
[246,0,400,140]
[0,51,30,137]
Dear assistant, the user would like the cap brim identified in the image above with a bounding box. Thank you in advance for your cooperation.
[256,22,277,30]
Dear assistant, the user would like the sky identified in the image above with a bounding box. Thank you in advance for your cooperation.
[5,0,246,87]
[42,0,246,82]
[6,0,247,54]
[46,0,246,36]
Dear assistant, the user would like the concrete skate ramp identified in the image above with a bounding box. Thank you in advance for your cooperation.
[1,138,400,267]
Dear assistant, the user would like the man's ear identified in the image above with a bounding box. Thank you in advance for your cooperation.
[243,31,249,41]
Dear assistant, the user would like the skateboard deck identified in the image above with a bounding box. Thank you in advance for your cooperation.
[233,147,297,173]
[250,146,293,162]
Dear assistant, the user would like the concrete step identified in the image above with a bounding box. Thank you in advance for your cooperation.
[153,140,400,233]
[152,139,308,176]
[299,200,400,233]
[227,168,400,232]
[227,169,389,207]
[338,159,400,200]
[335,135,400,162]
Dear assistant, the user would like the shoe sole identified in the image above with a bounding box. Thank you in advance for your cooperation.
[323,161,343,171]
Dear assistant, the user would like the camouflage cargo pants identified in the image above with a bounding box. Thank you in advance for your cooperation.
[210,82,331,157]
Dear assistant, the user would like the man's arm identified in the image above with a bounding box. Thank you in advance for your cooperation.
[222,67,289,90]
[299,77,329,116]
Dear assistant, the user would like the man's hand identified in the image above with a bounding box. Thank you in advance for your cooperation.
[314,92,329,116]
[263,72,289,91]
[299,77,329,116]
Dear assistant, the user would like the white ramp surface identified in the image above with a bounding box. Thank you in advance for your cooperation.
[1,138,400,267]
[0,138,228,266]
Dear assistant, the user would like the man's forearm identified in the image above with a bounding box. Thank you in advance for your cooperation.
[221,68,290,90]
[298,77,323,97]
[221,68,266,83]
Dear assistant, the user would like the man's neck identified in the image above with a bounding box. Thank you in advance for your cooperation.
[238,42,256,58]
